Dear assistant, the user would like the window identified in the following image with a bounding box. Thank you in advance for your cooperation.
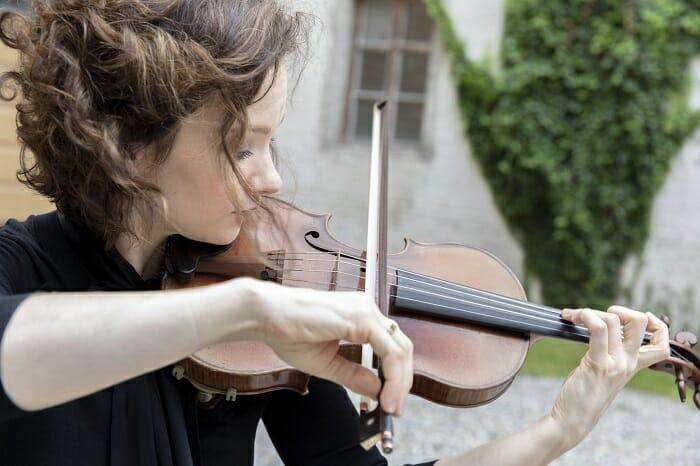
[345,0,434,144]
[0,1,28,11]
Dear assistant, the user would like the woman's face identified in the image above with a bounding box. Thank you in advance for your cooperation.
[153,68,286,245]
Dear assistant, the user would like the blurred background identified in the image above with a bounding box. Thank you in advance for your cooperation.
[0,0,698,464]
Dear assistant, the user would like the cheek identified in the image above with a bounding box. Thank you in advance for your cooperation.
[168,145,232,201]
[157,153,241,243]
[170,182,242,244]
[204,174,235,208]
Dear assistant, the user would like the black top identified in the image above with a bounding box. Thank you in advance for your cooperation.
[0,211,438,466]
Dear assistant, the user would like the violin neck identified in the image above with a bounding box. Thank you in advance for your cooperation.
[391,270,591,344]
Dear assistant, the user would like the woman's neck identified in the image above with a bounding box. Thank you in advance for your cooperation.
[114,212,172,280]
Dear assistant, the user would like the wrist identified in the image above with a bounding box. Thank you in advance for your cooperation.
[541,411,582,457]
[191,277,267,343]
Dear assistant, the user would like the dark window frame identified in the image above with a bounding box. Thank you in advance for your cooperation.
[343,0,434,144]
[0,1,28,11]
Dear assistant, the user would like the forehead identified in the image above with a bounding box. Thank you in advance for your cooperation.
[247,67,287,125]
[184,67,287,130]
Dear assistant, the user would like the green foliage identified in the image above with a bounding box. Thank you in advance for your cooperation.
[425,0,700,307]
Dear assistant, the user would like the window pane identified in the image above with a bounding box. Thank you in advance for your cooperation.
[363,0,393,41]
[360,51,388,91]
[403,0,433,41]
[0,0,27,10]
[396,102,423,140]
[400,52,428,93]
[355,99,375,139]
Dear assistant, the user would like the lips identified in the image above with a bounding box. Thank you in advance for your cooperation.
[232,206,258,214]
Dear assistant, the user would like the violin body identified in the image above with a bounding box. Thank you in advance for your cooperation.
[165,199,700,408]
[166,200,531,406]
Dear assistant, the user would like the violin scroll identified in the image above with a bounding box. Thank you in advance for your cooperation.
[674,331,697,349]
[650,314,700,409]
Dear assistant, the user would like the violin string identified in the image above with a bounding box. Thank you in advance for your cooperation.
[280,266,583,328]
[380,268,655,341]
[272,255,667,347]
[277,275,587,334]
[257,253,686,362]
[270,261,652,339]
[277,268,648,340]
[268,255,679,358]
[276,275,687,362]
[273,253,574,318]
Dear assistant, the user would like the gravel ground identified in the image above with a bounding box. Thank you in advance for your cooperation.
[253,375,700,465]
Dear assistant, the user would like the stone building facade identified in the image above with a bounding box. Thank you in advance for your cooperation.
[276,0,700,331]
[0,0,697,330]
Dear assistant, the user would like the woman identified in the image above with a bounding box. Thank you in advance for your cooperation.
[0,2,670,466]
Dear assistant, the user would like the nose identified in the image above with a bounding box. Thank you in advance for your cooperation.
[248,153,282,195]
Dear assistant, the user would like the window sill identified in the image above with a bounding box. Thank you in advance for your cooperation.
[326,139,433,160]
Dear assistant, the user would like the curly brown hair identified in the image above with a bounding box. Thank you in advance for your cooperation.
[0,0,311,248]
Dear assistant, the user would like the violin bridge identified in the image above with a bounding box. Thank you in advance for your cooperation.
[330,248,341,291]
[262,250,286,283]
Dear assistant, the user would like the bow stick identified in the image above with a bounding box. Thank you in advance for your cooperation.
[358,101,394,453]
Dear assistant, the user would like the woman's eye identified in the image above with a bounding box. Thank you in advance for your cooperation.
[237,150,253,161]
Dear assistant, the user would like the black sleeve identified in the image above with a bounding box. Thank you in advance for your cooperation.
[262,377,438,466]
[0,224,37,422]
[0,294,31,423]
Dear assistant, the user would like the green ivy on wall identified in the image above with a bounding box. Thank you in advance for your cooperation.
[424,0,700,308]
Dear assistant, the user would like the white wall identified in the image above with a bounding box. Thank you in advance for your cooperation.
[623,129,700,332]
[279,0,700,330]
[620,57,700,333]
[278,0,522,276]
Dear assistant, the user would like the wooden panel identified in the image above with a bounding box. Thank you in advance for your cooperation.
[0,183,52,221]
[0,149,21,182]
[0,104,19,145]
[0,44,52,221]
[0,45,19,68]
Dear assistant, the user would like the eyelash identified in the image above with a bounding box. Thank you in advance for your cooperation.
[237,138,276,161]
[237,150,253,161]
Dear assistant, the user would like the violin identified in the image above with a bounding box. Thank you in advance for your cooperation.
[163,102,700,452]
[163,199,700,405]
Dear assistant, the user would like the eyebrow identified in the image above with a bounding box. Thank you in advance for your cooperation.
[249,112,286,135]
[250,126,272,135]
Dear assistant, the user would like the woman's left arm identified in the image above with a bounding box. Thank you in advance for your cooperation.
[435,306,670,466]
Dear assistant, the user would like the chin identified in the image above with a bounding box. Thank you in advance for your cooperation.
[184,219,241,246]
[214,221,243,245]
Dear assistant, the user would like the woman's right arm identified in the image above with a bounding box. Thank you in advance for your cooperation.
[0,278,261,411]
[0,277,413,415]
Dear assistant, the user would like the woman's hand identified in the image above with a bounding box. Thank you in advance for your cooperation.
[432,306,670,466]
[550,305,670,446]
[239,277,414,416]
